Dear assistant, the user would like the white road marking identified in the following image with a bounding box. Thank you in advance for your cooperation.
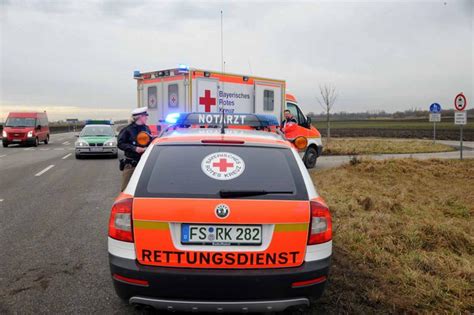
[0,154,6,157]
[62,153,72,160]
[0,199,3,202]
[35,165,55,177]
[54,148,65,151]
[40,148,50,151]
[62,141,70,145]
[24,148,35,151]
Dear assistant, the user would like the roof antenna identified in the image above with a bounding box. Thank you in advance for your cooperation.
[220,10,226,135]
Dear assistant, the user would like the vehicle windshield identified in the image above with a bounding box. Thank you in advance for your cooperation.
[136,145,308,200]
[80,125,115,137]
[5,117,36,127]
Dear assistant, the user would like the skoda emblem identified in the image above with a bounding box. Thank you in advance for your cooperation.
[215,204,230,219]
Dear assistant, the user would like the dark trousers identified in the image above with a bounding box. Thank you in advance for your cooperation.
[121,164,135,191]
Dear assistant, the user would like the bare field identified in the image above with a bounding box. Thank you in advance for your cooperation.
[310,159,473,313]
[323,138,456,155]
[313,119,474,130]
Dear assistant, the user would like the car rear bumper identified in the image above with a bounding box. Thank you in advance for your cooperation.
[109,253,330,310]
[129,296,309,313]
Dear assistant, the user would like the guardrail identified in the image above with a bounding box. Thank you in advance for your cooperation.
[0,124,126,139]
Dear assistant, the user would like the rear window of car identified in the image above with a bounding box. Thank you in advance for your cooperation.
[135,145,308,200]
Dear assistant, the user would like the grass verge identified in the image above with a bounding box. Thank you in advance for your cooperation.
[323,138,456,155]
[310,159,473,313]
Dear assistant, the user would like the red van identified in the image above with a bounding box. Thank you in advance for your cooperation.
[2,112,50,147]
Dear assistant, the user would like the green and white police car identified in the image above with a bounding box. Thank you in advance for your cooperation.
[75,120,118,159]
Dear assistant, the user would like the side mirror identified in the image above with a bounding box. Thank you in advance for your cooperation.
[306,116,312,125]
[36,125,41,130]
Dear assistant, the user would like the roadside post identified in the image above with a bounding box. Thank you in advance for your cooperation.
[429,103,441,144]
[453,93,467,160]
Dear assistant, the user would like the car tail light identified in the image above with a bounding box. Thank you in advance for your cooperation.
[291,276,327,288]
[108,198,133,242]
[112,274,149,287]
[308,200,332,245]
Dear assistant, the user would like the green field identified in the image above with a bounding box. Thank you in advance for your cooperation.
[312,118,474,130]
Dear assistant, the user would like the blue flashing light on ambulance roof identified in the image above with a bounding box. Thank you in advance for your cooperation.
[133,70,141,78]
[164,112,280,128]
[178,64,189,71]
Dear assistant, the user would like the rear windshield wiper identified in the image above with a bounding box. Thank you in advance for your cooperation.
[219,190,294,198]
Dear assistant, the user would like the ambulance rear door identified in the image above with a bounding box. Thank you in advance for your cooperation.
[162,77,187,119]
[254,81,283,118]
[142,81,162,126]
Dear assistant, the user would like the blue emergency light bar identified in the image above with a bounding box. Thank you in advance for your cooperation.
[85,119,113,125]
[165,112,279,128]
[178,64,190,72]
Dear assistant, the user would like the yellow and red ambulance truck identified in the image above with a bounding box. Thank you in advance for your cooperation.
[108,113,332,313]
[133,66,322,168]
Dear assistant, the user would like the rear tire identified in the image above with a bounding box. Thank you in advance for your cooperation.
[303,146,318,169]
[44,135,49,144]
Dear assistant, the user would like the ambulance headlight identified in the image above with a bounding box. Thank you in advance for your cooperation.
[165,113,181,124]
[2,130,6,138]
[27,130,33,137]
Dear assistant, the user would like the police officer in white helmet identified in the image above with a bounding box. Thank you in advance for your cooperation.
[117,107,151,191]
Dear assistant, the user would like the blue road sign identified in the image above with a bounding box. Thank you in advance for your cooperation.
[430,103,441,113]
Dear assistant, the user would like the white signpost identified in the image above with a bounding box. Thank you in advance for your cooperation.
[454,93,468,160]
[429,113,441,122]
[454,111,467,125]
[429,103,441,144]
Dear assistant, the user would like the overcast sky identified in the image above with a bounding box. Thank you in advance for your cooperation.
[0,0,472,121]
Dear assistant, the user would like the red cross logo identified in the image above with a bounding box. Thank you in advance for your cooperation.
[212,158,234,172]
[199,90,216,112]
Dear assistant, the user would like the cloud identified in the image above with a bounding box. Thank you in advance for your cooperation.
[0,0,472,120]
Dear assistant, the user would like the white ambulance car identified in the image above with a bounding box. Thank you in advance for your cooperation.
[132,66,323,168]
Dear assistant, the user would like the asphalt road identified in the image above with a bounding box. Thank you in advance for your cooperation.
[0,132,135,314]
[0,134,472,314]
